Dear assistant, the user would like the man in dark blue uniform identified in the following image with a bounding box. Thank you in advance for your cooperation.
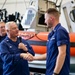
[33,8,70,75]
[0,22,7,42]
[0,21,35,75]
[0,22,7,75]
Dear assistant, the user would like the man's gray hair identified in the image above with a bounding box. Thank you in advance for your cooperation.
[5,21,16,30]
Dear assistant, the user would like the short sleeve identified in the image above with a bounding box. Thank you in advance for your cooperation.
[56,29,69,46]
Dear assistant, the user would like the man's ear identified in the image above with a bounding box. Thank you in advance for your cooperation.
[6,29,9,33]
[51,16,55,21]
[50,17,53,21]
[50,16,53,20]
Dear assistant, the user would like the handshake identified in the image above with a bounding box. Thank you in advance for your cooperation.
[20,52,34,61]
[18,42,44,61]
[18,42,34,61]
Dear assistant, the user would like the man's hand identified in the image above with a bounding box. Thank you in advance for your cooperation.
[20,52,33,61]
[18,43,28,52]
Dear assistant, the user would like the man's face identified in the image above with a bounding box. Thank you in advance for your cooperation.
[8,23,19,38]
[44,13,53,28]
[0,23,6,36]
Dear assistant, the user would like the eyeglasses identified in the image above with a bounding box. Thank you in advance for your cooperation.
[0,26,5,29]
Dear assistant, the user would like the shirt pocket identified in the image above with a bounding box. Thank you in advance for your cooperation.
[8,45,19,54]
[47,37,56,52]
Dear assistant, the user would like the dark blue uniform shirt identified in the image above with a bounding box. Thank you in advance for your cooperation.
[0,35,7,42]
[0,36,35,75]
[46,23,70,75]
[0,34,7,75]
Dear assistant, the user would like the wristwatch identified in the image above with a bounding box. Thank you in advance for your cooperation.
[53,72,59,75]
